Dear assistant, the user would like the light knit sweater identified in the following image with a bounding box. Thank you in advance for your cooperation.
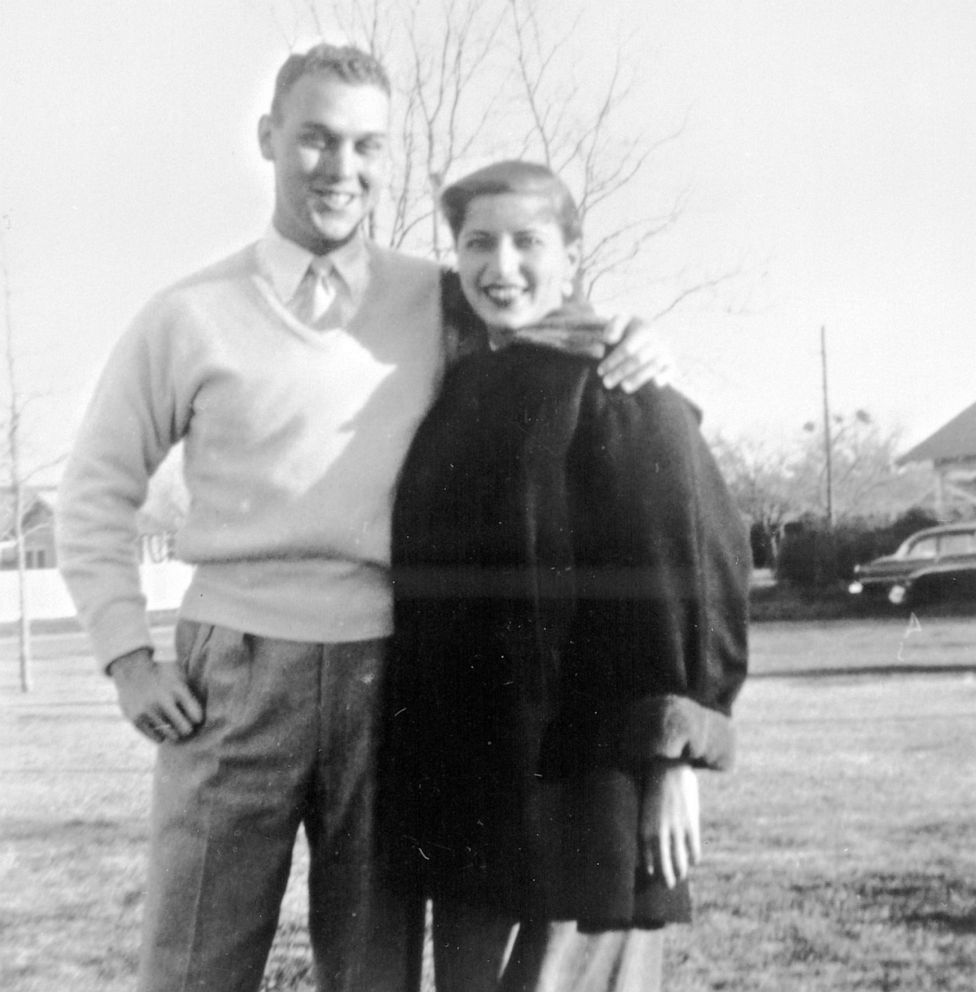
[56,239,444,667]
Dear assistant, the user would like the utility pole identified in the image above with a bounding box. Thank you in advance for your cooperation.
[820,325,833,530]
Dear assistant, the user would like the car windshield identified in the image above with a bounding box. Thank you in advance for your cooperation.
[896,535,938,560]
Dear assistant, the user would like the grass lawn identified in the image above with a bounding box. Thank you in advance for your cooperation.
[1,616,974,990]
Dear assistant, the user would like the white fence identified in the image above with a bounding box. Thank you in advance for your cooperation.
[0,563,193,624]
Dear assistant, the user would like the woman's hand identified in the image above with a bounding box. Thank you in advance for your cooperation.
[598,315,674,392]
[639,761,701,888]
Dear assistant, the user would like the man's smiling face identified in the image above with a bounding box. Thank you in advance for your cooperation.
[259,73,389,253]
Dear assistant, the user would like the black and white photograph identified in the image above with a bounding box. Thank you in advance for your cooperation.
[2,2,975,990]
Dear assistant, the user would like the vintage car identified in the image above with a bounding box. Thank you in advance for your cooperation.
[848,522,976,605]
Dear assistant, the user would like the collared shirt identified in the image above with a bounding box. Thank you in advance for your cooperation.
[255,225,371,317]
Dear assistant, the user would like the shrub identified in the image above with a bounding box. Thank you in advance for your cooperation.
[776,522,835,587]
[775,507,942,588]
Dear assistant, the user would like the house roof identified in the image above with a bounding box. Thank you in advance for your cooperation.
[0,487,56,539]
[898,401,976,466]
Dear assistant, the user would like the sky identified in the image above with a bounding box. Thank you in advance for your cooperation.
[2,0,975,481]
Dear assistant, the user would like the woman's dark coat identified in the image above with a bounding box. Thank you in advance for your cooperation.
[378,294,750,931]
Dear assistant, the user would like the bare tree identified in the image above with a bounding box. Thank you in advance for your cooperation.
[0,222,32,691]
[389,0,509,256]
[282,0,733,311]
[713,413,934,558]
[316,0,506,256]
[795,411,931,523]
[711,433,796,566]
[1,221,63,692]
[504,0,689,297]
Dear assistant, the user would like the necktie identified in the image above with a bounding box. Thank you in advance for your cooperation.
[291,257,337,327]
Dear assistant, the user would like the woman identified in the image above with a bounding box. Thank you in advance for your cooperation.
[379,160,750,992]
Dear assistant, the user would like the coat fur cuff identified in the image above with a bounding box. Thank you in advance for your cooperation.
[611,694,736,771]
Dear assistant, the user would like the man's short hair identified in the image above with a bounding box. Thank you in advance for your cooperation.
[270,44,392,120]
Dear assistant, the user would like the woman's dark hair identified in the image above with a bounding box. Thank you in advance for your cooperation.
[440,160,583,244]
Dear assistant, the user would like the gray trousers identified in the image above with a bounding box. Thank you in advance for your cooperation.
[137,622,404,992]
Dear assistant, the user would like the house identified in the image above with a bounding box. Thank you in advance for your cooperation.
[0,484,180,571]
[0,487,58,570]
[898,401,976,518]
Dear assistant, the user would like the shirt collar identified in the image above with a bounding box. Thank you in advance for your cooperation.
[257,225,371,308]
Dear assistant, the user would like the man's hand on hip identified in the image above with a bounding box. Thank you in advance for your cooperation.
[108,647,204,744]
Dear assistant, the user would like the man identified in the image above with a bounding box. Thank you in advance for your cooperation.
[56,44,670,992]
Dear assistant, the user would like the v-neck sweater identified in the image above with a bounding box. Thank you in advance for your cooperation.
[57,240,444,667]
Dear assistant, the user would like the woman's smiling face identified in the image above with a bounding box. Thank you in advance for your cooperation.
[455,193,581,330]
